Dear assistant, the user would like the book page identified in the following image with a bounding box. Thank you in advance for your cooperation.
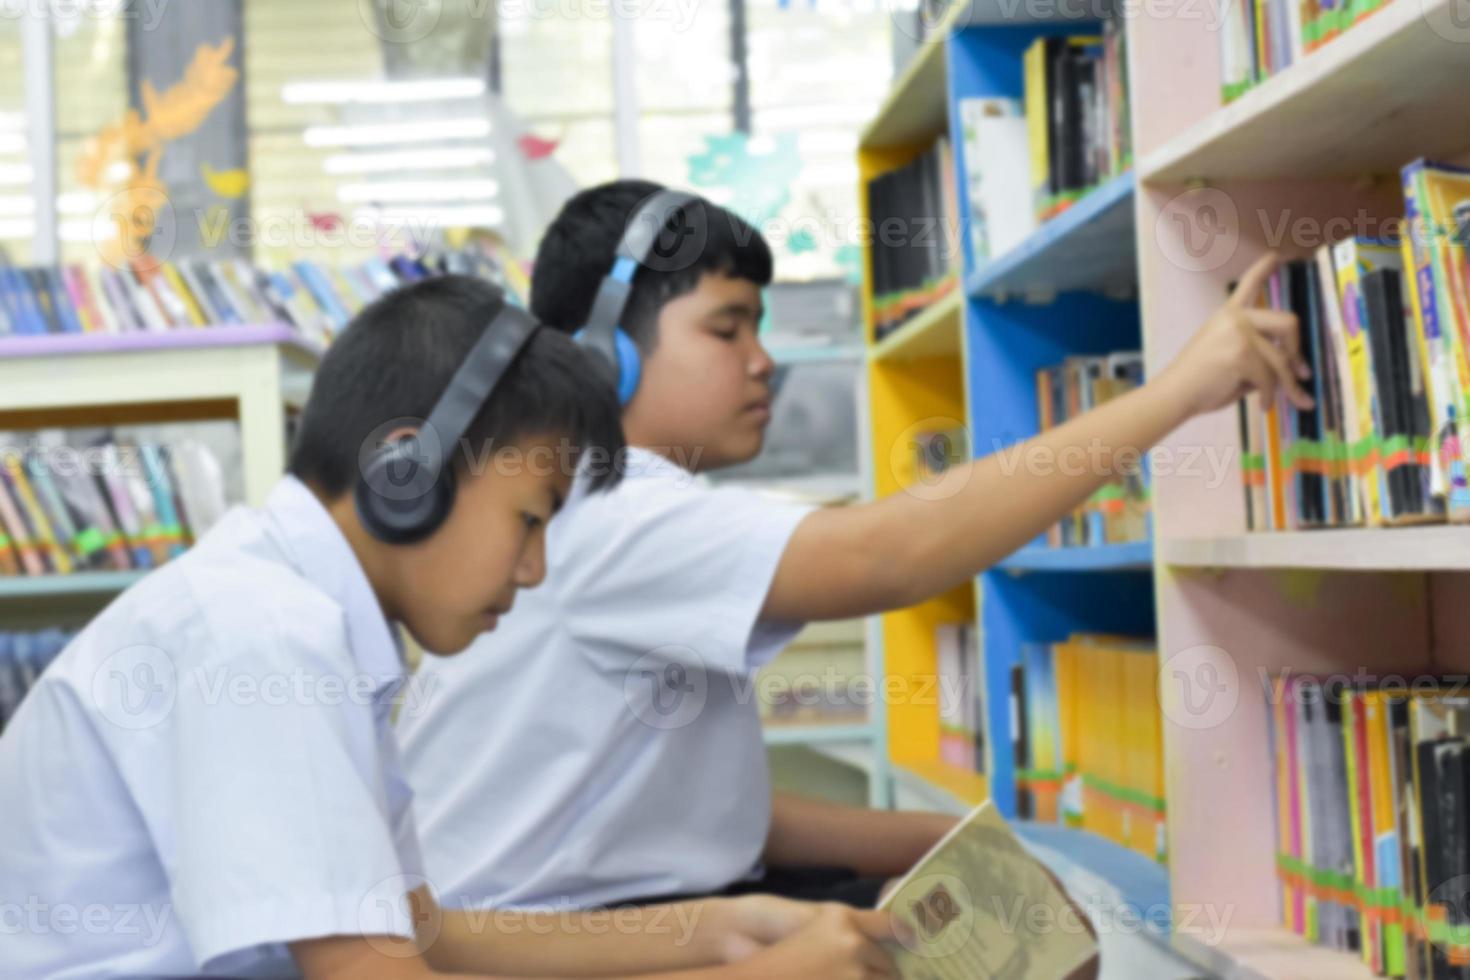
[879,802,1098,980]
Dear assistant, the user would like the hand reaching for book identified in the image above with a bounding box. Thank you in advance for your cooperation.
[1157,252,1315,418]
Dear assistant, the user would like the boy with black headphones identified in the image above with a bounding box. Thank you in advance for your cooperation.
[398,182,1313,915]
[0,276,901,979]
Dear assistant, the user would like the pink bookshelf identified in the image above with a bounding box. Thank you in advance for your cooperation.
[1130,0,1470,975]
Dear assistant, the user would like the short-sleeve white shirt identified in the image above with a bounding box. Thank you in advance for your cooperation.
[0,477,424,978]
[398,448,813,910]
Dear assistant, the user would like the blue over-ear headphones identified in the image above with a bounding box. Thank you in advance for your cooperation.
[356,302,541,545]
[574,189,698,406]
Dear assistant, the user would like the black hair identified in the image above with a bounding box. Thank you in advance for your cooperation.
[529,179,774,352]
[288,275,625,498]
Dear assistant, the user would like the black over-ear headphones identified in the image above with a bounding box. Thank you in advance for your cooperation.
[356,303,542,545]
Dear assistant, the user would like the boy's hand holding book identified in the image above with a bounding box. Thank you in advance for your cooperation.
[715,895,903,979]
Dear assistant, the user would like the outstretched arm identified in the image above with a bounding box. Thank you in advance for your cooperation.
[764,253,1310,623]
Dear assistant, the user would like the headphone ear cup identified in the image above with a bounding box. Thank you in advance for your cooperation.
[612,327,641,406]
[356,440,457,544]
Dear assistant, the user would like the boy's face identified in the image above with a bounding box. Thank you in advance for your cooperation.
[621,272,774,471]
[388,434,571,655]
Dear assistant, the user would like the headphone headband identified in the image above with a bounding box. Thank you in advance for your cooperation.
[577,190,699,393]
[418,303,541,483]
[357,301,542,545]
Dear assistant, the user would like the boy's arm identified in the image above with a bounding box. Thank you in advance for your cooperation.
[291,891,902,980]
[763,792,958,878]
[763,253,1311,623]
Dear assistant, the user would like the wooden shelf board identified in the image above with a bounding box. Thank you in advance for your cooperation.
[998,540,1154,573]
[940,0,1112,26]
[860,35,949,151]
[766,343,866,366]
[1163,526,1470,571]
[762,722,875,747]
[1013,822,1172,930]
[1171,926,1378,980]
[894,759,988,814]
[1140,0,1470,181]
[0,571,147,600]
[967,172,1138,301]
[0,323,322,360]
[869,291,964,363]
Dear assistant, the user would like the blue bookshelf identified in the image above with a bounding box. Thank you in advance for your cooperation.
[935,20,1157,825]
[997,539,1153,573]
[966,171,1137,301]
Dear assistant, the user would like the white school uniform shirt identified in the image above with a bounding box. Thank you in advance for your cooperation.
[0,476,424,979]
[397,447,813,910]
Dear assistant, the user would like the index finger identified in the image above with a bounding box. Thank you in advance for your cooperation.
[852,908,905,945]
[1229,252,1281,309]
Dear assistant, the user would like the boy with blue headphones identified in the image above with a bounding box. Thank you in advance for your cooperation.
[398,182,1312,913]
[0,275,902,979]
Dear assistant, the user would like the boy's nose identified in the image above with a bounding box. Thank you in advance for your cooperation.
[515,532,547,589]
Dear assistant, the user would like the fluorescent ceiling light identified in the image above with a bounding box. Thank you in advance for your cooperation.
[303,118,491,147]
[0,196,34,217]
[338,179,500,204]
[0,163,34,185]
[355,204,505,228]
[57,192,99,215]
[0,133,27,154]
[323,147,495,174]
[283,78,486,105]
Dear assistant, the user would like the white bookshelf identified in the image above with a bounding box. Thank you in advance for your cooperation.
[0,325,320,606]
[0,325,320,508]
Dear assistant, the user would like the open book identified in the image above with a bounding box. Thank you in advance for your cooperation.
[879,801,1099,979]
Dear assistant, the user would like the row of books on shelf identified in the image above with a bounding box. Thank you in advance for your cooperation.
[0,237,523,347]
[867,23,1133,339]
[1266,677,1470,978]
[0,438,228,578]
[1024,22,1132,221]
[1014,634,1165,864]
[866,138,962,342]
[1038,352,1151,547]
[937,622,984,771]
[1237,159,1470,532]
[0,629,70,732]
[1221,0,1395,103]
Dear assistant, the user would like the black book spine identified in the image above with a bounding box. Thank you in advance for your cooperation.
[1287,263,1324,526]
[1420,739,1452,980]
[1011,664,1031,820]
[1364,269,1408,520]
